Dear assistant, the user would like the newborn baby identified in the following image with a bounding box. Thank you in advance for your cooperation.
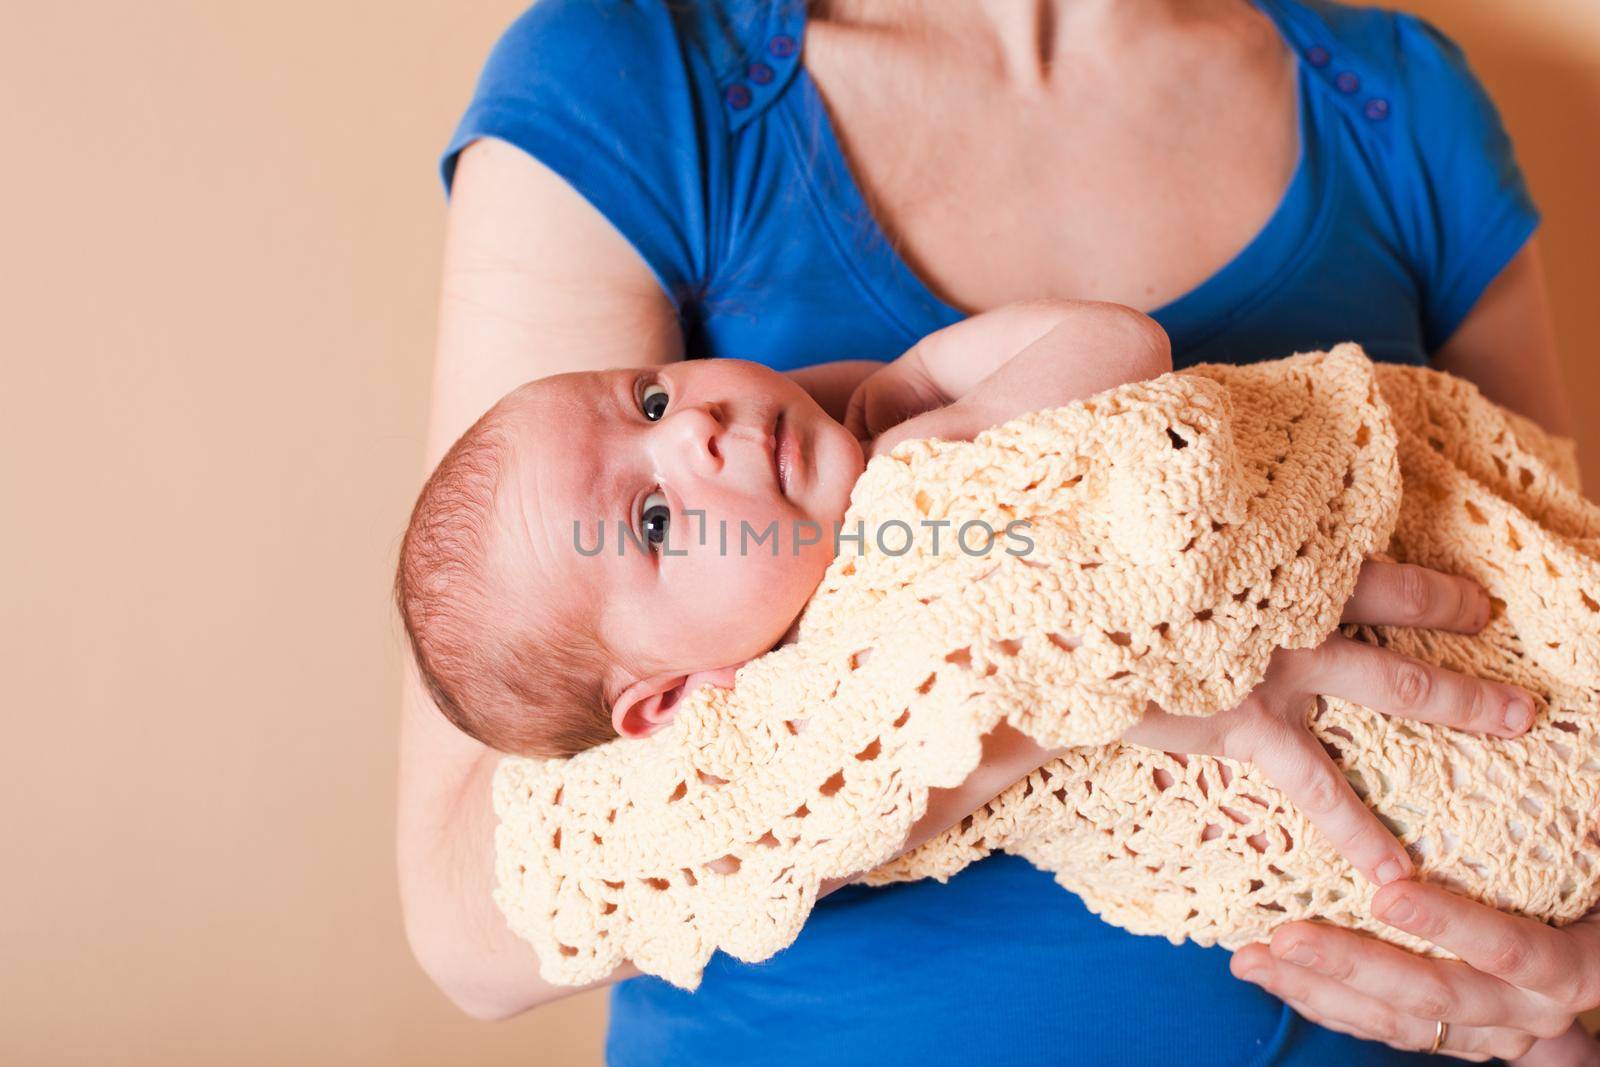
[396,300,1173,760]
[402,306,1600,1067]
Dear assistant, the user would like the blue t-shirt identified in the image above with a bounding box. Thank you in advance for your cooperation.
[441,2,1540,1063]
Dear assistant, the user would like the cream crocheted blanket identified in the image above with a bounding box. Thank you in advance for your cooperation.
[492,344,1600,991]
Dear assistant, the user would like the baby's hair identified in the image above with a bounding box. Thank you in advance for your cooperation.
[394,392,622,759]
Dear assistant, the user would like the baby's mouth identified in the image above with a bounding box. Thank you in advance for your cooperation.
[775,411,801,499]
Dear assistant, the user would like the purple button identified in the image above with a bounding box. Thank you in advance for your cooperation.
[1364,97,1390,121]
[1335,71,1360,94]
[768,34,797,58]
[748,61,774,85]
[724,83,752,110]
[1306,46,1331,68]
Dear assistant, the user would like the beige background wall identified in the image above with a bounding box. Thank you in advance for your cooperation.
[2,2,1596,1064]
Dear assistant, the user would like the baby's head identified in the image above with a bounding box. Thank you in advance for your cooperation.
[396,359,866,758]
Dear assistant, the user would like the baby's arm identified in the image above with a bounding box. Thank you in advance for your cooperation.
[784,360,885,423]
[848,300,1172,459]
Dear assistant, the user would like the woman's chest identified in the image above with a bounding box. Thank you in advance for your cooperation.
[798,21,1301,317]
[694,16,1430,371]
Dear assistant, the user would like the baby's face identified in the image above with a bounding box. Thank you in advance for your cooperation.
[500,359,866,723]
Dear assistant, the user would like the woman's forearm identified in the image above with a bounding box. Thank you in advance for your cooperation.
[821,722,1064,893]
[886,724,1062,868]
[398,137,682,1018]
[397,669,595,1019]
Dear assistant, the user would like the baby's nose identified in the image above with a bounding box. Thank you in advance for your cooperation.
[658,404,725,475]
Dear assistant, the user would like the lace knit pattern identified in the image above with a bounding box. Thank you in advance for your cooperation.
[492,345,1600,990]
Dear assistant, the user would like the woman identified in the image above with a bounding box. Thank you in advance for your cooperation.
[398,0,1594,1061]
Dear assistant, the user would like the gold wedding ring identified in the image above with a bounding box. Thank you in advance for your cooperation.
[1427,1018,1449,1055]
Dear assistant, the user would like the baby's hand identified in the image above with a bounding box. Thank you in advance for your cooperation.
[860,396,1001,461]
[848,300,1172,460]
[843,348,949,447]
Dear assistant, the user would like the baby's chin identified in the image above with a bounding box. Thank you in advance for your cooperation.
[774,613,804,650]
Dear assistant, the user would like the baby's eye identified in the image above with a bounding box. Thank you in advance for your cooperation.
[640,490,670,551]
[639,380,670,421]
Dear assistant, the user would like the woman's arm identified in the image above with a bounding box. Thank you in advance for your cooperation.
[397,135,684,1020]
[1432,235,1574,439]
[398,138,1070,1020]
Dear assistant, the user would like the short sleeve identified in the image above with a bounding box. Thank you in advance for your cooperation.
[1392,13,1541,352]
[440,0,716,311]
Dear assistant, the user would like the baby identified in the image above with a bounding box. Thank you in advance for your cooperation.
[395,300,1172,759]
[402,307,1600,1064]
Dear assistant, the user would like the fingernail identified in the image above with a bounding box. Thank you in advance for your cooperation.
[1475,594,1492,629]
[1280,942,1319,968]
[1375,858,1406,885]
[1381,895,1418,926]
[1502,696,1533,734]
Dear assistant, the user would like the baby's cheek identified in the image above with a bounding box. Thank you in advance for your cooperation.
[783,538,839,605]
[743,544,828,615]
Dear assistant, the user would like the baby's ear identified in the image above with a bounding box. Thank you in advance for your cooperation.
[610,666,744,739]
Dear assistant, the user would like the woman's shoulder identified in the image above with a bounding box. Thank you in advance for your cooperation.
[460,0,796,99]
[1270,1,1522,189]
[1273,0,1490,102]
[442,1,804,180]
[1274,1,1539,352]
[455,1,714,104]
[439,1,809,313]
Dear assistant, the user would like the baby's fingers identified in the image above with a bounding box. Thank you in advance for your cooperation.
[1240,719,1412,886]
[842,386,872,444]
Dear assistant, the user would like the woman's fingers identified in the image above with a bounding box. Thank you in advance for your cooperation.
[1341,561,1490,632]
[1232,945,1532,1060]
[1120,692,1408,883]
[1281,635,1535,738]
[1265,920,1524,1027]
[1372,881,1600,1018]
[1228,716,1412,885]
[1274,992,1501,1063]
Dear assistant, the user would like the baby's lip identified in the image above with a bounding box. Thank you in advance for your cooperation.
[769,410,787,497]
[776,410,805,499]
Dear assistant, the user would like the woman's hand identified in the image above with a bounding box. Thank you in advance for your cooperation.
[1120,560,1538,887]
[1231,886,1600,1061]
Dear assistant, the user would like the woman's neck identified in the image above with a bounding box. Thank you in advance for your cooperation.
[812,0,1252,92]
